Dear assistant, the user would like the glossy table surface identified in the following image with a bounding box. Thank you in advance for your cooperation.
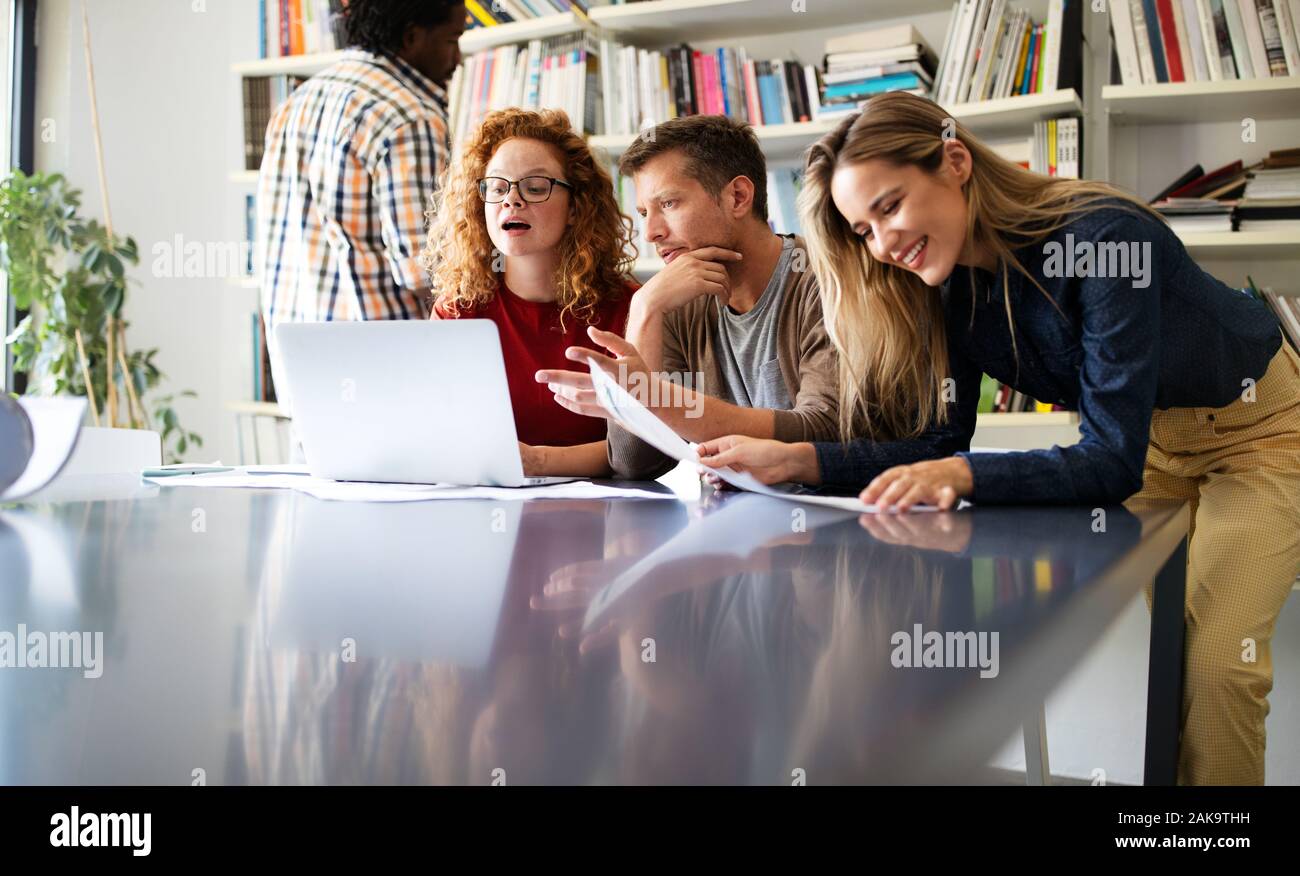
[0,476,1187,785]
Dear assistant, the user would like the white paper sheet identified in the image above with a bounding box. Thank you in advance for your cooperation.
[585,358,936,513]
[143,469,676,503]
[1,397,87,501]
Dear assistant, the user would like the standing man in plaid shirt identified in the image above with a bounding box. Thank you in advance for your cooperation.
[256,0,466,408]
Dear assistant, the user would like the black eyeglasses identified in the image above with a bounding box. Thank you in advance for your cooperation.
[477,176,573,204]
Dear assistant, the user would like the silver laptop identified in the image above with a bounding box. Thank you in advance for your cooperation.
[275,320,576,487]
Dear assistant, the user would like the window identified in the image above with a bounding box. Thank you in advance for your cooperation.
[4,0,35,393]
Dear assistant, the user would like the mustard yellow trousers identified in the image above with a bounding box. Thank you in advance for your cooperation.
[1129,338,1300,785]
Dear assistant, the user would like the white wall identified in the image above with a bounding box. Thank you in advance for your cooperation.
[35,0,260,464]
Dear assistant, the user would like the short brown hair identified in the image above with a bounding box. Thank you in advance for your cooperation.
[617,115,768,223]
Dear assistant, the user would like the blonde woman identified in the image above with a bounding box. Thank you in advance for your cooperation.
[423,108,638,477]
[699,92,1300,785]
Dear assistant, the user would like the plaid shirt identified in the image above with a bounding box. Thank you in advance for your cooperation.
[256,50,450,331]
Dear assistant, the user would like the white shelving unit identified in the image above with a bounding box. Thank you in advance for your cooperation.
[232,50,345,77]
[591,118,835,160]
[589,0,951,43]
[1177,230,1300,260]
[591,90,1084,160]
[1102,78,1300,125]
[461,11,586,53]
[974,412,1080,449]
[947,88,1082,132]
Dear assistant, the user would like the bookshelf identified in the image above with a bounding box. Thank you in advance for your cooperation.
[226,2,1168,448]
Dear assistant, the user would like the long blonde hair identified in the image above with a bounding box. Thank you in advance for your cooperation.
[798,92,1162,442]
[422,108,638,327]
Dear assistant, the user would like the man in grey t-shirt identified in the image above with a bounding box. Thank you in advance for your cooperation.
[534,116,840,481]
[715,235,797,411]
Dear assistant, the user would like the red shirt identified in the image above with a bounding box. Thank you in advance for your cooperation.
[434,281,636,447]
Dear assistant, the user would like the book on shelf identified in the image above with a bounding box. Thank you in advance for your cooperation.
[819,25,936,120]
[449,35,830,139]
[1239,146,1300,228]
[933,0,1083,107]
[447,33,604,140]
[1246,276,1300,351]
[250,312,278,403]
[1029,116,1082,177]
[1150,159,1245,231]
[987,117,1082,176]
[242,74,308,170]
[260,0,347,59]
[1108,0,1300,84]
[1146,147,1300,231]
[626,45,818,130]
[1156,197,1238,231]
[244,195,256,276]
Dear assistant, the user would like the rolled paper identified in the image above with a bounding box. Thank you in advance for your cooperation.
[0,394,35,495]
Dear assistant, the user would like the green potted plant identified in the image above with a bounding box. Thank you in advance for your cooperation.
[0,169,201,461]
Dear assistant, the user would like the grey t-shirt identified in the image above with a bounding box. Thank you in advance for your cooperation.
[714,235,796,410]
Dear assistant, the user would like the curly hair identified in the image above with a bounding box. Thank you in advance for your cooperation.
[344,0,460,55]
[422,108,638,328]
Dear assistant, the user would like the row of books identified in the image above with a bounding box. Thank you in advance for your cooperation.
[446,15,1091,142]
[463,0,607,30]
[818,26,935,121]
[1110,0,1300,85]
[447,34,602,144]
[598,44,826,136]
[1151,146,1300,231]
[450,27,941,142]
[1029,117,1083,178]
[258,0,346,59]
[1247,277,1300,351]
[242,75,307,170]
[934,0,1084,106]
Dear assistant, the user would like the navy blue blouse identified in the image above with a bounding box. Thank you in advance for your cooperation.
[814,203,1283,504]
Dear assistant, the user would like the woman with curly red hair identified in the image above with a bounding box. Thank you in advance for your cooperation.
[422,108,638,477]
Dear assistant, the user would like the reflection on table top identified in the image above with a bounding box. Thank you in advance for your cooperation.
[0,478,1186,785]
